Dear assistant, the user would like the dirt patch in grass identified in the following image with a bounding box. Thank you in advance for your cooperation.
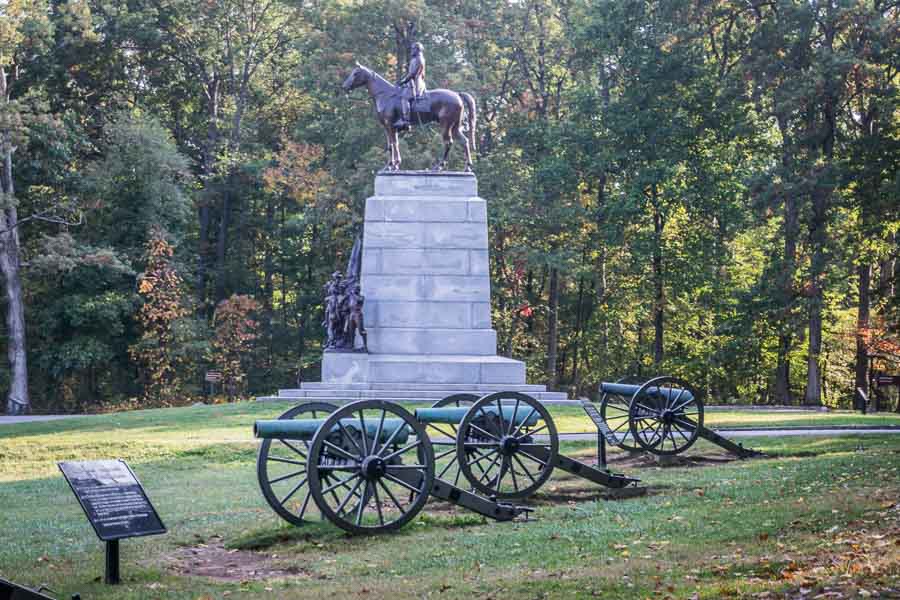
[164,535,307,582]
[606,449,748,469]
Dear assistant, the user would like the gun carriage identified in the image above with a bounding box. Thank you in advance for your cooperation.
[594,375,761,461]
[254,392,638,534]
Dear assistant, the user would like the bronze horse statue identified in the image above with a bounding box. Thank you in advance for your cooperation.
[341,63,477,172]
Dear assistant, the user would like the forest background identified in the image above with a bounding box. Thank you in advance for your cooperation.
[0,0,898,414]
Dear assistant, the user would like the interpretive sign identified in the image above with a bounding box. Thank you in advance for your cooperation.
[58,459,165,584]
[59,459,165,541]
[875,374,900,386]
[0,577,60,600]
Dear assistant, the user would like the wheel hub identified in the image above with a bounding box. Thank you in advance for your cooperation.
[361,456,387,480]
[500,435,520,456]
[660,410,676,425]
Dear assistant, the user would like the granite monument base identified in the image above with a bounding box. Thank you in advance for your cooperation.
[259,171,567,404]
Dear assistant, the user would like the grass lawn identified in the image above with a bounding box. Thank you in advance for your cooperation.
[1,400,898,599]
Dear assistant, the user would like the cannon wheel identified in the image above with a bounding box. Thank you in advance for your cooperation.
[628,376,703,456]
[307,400,435,534]
[599,375,646,452]
[457,392,558,500]
[426,393,479,487]
[256,401,338,526]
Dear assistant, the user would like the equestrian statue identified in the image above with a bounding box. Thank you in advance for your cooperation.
[341,42,477,172]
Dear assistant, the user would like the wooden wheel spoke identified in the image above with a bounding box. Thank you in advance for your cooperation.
[376,424,406,457]
[337,420,365,457]
[377,479,404,512]
[335,476,365,516]
[354,480,369,526]
[427,424,457,440]
[267,455,305,467]
[371,480,385,526]
[381,440,421,462]
[320,472,360,496]
[467,422,501,442]
[512,454,538,485]
[296,485,312,519]
[516,423,548,440]
[673,416,699,431]
[510,407,538,438]
[437,456,457,480]
[478,452,503,483]
[382,472,424,495]
[268,469,306,485]
[357,411,369,455]
[323,440,360,462]
[632,401,659,416]
[506,457,520,492]
[277,439,308,459]
[506,399,521,436]
[280,477,308,505]
[667,387,686,410]
[370,409,387,455]
[518,449,548,468]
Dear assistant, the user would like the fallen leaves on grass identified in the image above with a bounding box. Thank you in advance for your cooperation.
[743,499,900,599]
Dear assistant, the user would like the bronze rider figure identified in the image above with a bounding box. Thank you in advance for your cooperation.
[395,42,426,130]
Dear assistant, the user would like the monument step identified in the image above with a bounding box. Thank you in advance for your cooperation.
[275,389,566,401]
[298,382,549,392]
[257,390,573,404]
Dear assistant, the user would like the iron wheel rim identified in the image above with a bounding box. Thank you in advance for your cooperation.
[256,401,338,526]
[456,392,557,499]
[307,400,435,534]
[628,376,703,456]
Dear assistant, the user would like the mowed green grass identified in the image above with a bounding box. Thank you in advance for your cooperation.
[0,400,898,599]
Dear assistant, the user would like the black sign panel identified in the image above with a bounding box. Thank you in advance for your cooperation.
[0,577,57,600]
[59,459,166,542]
[876,375,900,386]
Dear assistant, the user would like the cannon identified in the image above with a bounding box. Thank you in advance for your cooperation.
[593,375,760,459]
[255,399,530,533]
[417,391,637,499]
[254,393,639,533]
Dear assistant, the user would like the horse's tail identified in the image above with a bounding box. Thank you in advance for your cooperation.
[460,92,477,156]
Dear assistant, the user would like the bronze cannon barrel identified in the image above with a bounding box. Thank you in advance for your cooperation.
[253,418,410,445]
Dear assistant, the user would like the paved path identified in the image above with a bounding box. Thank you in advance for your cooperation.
[555,427,900,442]
[2,414,898,440]
[0,415,85,425]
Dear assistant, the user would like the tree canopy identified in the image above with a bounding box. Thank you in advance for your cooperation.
[1,0,898,412]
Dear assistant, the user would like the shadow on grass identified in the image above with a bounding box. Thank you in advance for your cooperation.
[229,509,488,552]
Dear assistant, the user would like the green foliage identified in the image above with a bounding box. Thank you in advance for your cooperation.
[0,0,897,411]
[130,230,194,406]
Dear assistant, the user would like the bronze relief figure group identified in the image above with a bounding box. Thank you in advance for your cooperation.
[341,41,477,172]
[323,271,367,353]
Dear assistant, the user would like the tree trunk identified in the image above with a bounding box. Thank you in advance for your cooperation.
[854,263,871,409]
[774,114,799,405]
[804,187,827,406]
[214,184,231,304]
[652,194,664,366]
[805,19,838,407]
[571,272,585,387]
[0,69,29,414]
[197,79,220,314]
[546,266,559,389]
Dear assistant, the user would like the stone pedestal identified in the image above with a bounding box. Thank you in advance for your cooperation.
[260,172,566,403]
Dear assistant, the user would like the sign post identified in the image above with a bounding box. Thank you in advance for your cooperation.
[59,460,166,584]
[205,370,222,396]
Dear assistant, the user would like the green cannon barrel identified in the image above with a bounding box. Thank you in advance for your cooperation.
[254,418,410,445]
[414,406,541,427]
[600,382,694,403]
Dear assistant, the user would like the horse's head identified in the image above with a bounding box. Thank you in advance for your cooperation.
[342,63,370,93]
